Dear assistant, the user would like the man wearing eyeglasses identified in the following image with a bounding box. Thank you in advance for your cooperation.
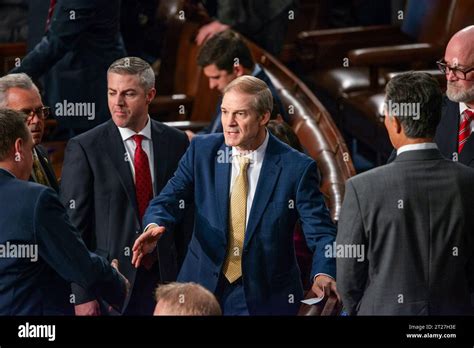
[0,73,59,192]
[435,25,474,167]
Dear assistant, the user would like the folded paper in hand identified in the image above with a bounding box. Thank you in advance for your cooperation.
[300,296,324,305]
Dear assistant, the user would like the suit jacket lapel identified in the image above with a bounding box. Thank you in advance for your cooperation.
[435,98,459,160]
[150,120,167,195]
[35,145,59,192]
[244,135,281,248]
[215,141,231,243]
[102,121,140,222]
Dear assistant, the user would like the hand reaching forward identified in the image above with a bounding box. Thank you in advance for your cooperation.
[131,225,166,268]
[312,274,341,303]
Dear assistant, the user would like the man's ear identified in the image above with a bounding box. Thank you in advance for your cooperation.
[14,137,24,161]
[233,64,245,77]
[146,88,156,104]
[393,115,403,134]
[260,111,271,126]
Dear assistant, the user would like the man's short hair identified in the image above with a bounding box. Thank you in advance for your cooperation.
[154,282,222,316]
[0,108,29,161]
[384,71,442,138]
[224,75,273,117]
[108,57,155,92]
[0,73,39,107]
[197,30,255,73]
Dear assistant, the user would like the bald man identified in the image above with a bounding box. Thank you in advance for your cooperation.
[435,25,474,167]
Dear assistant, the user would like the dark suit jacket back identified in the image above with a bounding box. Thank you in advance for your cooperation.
[12,0,126,130]
[337,149,474,315]
[0,169,126,315]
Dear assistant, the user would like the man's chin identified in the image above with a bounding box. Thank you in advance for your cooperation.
[32,136,42,145]
[447,86,474,103]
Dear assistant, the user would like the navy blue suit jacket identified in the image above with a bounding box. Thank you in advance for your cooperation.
[143,133,336,315]
[0,169,126,315]
[12,0,126,130]
[200,68,289,134]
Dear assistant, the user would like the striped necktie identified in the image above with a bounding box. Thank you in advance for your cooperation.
[458,109,474,153]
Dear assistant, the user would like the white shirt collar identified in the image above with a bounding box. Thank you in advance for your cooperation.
[397,142,438,156]
[117,116,152,142]
[231,129,269,164]
[459,102,474,116]
[251,63,262,77]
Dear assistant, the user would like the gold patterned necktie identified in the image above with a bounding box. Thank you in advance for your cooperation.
[223,156,250,283]
[32,152,49,186]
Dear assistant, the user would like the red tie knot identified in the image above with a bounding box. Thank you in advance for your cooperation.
[132,134,144,148]
[465,109,474,122]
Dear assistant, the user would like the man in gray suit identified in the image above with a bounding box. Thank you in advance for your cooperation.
[337,72,474,315]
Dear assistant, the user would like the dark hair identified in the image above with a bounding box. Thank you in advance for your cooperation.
[267,120,303,152]
[0,108,29,161]
[384,72,442,138]
[197,30,255,73]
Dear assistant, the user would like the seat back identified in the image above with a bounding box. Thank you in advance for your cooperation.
[0,42,26,76]
[402,0,474,47]
[247,41,356,221]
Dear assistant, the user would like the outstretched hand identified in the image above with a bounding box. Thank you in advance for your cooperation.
[131,225,166,268]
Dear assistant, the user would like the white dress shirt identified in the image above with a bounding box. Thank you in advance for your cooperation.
[229,130,269,227]
[397,142,438,156]
[117,116,155,194]
[459,103,474,133]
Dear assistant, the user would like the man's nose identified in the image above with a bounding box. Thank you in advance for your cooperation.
[446,68,458,81]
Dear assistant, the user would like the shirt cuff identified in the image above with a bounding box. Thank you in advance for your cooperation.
[144,223,158,232]
[313,273,335,283]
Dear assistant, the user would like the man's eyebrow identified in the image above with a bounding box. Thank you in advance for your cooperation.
[107,88,137,93]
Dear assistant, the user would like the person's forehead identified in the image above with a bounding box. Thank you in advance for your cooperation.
[204,64,227,76]
[107,72,141,86]
[222,90,253,108]
[445,42,474,66]
[6,87,42,106]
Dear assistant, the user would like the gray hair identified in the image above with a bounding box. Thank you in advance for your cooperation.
[107,57,155,92]
[223,75,273,117]
[0,108,29,161]
[384,71,442,138]
[154,282,222,316]
[0,73,39,107]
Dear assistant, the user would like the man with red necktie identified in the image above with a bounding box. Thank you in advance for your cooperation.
[60,57,191,315]
[433,26,474,167]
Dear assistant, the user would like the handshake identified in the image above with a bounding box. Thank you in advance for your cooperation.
[74,225,166,316]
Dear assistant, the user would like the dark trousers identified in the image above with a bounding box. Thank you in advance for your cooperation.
[215,275,249,316]
[123,263,160,316]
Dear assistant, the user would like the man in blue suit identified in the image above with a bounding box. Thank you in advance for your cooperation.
[0,108,128,315]
[133,76,338,315]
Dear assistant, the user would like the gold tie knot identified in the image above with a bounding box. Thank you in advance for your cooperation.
[237,155,250,170]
